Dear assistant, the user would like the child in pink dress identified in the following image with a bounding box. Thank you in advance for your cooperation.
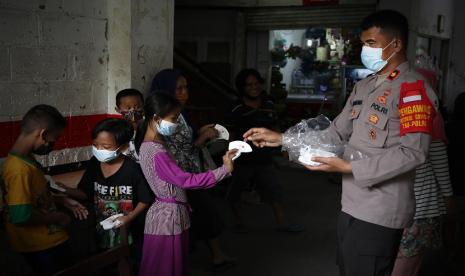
[135,93,236,276]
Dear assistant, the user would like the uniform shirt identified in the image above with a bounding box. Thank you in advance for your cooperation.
[323,62,437,229]
[414,141,453,219]
[78,156,153,248]
[2,153,68,252]
[227,98,277,165]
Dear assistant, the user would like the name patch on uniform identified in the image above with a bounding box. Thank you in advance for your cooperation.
[370,102,388,114]
[352,100,363,106]
[399,80,435,136]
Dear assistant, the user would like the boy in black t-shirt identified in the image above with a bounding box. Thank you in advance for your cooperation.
[77,118,153,267]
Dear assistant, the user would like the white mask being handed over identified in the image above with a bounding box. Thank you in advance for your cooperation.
[360,39,397,72]
[156,119,178,136]
[92,146,120,162]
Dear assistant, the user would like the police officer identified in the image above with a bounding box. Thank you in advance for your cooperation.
[243,10,438,276]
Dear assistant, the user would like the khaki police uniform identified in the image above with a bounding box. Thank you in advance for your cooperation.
[326,62,438,276]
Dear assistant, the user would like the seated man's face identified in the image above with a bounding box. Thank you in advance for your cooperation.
[244,75,262,99]
[116,96,143,130]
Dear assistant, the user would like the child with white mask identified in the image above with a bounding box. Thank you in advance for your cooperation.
[78,118,153,270]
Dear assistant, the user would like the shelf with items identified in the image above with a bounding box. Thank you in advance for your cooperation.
[269,27,363,123]
[288,65,342,103]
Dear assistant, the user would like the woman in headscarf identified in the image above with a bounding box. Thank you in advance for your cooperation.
[150,69,236,271]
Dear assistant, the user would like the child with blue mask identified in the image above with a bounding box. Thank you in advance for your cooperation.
[155,117,178,136]
[77,118,153,270]
[134,93,237,276]
[151,70,236,271]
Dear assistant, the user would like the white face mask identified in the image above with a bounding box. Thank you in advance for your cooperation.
[360,40,397,72]
[92,146,120,162]
[156,119,178,136]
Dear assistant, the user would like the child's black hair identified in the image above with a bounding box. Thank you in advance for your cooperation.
[134,92,181,153]
[21,104,66,134]
[361,10,409,47]
[92,118,133,146]
[235,68,265,96]
[116,89,144,107]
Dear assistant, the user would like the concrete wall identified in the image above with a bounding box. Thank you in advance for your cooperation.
[0,0,109,121]
[0,0,174,165]
[131,0,174,95]
[0,0,174,120]
[106,0,174,112]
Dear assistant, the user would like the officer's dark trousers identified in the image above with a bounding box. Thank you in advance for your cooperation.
[337,212,403,276]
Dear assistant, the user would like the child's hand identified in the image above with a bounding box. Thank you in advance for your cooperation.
[115,215,132,228]
[203,127,219,140]
[63,197,88,220]
[223,149,238,173]
[197,127,219,146]
[199,124,216,134]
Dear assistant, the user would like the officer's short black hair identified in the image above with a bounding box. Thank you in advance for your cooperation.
[21,105,66,134]
[92,118,133,146]
[361,10,409,47]
[116,89,144,107]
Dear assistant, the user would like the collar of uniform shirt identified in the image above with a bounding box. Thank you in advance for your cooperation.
[375,72,391,87]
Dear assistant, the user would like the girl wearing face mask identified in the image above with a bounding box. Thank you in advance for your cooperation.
[134,93,236,276]
[151,69,237,271]
[77,118,153,268]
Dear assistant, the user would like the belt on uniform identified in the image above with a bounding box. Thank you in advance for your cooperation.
[156,197,192,212]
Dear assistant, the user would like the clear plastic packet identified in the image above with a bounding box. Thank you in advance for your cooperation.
[282,115,345,165]
[346,150,369,162]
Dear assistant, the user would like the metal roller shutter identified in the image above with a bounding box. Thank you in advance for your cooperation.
[246,4,376,30]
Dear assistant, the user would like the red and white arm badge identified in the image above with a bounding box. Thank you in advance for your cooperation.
[398,80,435,136]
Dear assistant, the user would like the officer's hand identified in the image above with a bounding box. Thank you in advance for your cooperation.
[243,128,283,148]
[304,157,352,174]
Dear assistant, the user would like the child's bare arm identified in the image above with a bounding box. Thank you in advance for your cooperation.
[55,183,87,200]
[115,202,149,227]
